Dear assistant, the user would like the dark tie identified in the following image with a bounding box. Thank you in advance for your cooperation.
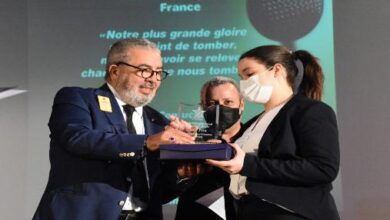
[122,105,149,202]
[123,105,137,134]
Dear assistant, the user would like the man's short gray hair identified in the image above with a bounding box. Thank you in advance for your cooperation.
[105,38,160,79]
[200,76,242,107]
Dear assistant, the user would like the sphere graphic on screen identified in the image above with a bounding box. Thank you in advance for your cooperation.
[246,0,324,49]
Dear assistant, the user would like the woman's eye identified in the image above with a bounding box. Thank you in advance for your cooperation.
[247,73,255,77]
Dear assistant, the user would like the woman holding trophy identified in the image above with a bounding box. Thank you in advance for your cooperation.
[207,45,340,220]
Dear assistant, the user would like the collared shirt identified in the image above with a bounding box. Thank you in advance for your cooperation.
[107,83,145,135]
[106,83,147,212]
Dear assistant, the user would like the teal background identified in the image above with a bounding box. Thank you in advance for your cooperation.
[148,0,336,122]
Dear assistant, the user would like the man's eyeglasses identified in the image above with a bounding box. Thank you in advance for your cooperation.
[116,61,169,81]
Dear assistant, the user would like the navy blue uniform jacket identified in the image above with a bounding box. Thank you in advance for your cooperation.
[33,85,183,220]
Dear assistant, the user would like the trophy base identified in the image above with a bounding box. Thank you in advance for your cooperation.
[159,143,233,161]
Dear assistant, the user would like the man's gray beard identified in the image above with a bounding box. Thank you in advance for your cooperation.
[116,83,155,107]
[123,87,155,107]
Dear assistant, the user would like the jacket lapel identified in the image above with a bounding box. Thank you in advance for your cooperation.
[95,84,127,133]
[143,107,165,136]
[143,111,155,136]
[258,95,298,155]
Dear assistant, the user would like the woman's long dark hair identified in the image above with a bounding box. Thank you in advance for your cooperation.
[239,45,324,100]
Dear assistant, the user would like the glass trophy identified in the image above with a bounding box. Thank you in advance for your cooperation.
[177,102,222,142]
[159,103,233,160]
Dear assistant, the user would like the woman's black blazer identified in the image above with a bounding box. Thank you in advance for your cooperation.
[240,94,340,220]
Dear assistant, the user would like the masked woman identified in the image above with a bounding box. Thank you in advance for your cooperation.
[175,76,244,220]
[207,45,340,220]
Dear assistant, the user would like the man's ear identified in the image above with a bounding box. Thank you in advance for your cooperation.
[239,99,245,114]
[107,64,119,80]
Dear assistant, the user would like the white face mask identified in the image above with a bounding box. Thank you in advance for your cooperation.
[240,73,273,104]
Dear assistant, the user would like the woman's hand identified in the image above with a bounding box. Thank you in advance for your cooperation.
[206,143,245,174]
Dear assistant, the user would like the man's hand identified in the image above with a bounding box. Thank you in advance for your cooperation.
[145,126,195,151]
[177,162,214,180]
[177,162,205,178]
[169,115,197,135]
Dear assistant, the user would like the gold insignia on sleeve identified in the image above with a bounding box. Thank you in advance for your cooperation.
[97,95,112,112]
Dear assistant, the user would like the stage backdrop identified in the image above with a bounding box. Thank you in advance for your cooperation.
[1,0,342,219]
